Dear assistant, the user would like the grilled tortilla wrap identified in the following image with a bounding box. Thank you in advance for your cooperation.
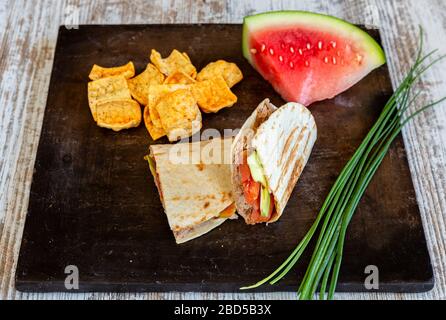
[231,99,317,224]
[148,138,235,244]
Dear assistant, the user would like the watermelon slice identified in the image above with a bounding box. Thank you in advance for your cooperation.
[242,11,386,106]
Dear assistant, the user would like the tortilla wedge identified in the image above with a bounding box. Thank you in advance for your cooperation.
[147,138,235,243]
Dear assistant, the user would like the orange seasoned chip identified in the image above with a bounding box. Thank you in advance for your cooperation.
[95,99,141,131]
[148,84,190,130]
[191,75,237,113]
[155,89,202,141]
[89,62,135,80]
[182,52,191,62]
[163,71,196,85]
[143,106,166,140]
[150,49,197,78]
[196,60,243,88]
[87,75,132,121]
[127,64,164,105]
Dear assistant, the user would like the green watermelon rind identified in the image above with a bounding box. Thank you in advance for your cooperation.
[242,11,386,66]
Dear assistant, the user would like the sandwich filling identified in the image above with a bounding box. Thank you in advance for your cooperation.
[239,150,276,223]
[231,99,317,225]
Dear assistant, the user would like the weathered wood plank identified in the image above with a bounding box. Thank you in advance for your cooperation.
[1,0,445,300]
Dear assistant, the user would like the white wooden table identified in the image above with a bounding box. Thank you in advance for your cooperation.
[1,0,445,300]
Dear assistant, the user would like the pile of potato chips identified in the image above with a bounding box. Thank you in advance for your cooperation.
[87,50,243,141]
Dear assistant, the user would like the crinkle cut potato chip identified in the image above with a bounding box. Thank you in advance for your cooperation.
[191,75,237,113]
[127,64,164,105]
[150,49,197,78]
[196,60,243,88]
[88,75,132,121]
[143,106,166,141]
[95,99,141,131]
[164,71,196,85]
[155,89,202,141]
[88,62,135,81]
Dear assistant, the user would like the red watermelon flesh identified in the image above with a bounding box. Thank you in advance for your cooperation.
[243,11,386,106]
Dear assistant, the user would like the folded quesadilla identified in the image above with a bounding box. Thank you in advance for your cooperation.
[231,99,317,224]
[147,138,236,244]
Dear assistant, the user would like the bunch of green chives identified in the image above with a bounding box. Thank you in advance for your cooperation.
[241,30,446,300]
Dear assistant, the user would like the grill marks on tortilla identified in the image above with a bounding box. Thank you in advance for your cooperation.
[249,102,317,222]
[279,126,299,166]
[285,158,304,199]
[283,121,317,209]
[275,126,307,193]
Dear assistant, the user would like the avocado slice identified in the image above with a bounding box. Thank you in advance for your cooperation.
[247,151,267,187]
[260,185,271,217]
[145,155,157,178]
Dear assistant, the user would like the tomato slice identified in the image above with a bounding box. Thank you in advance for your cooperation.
[252,196,260,211]
[251,206,261,222]
[240,152,260,204]
[240,162,251,183]
[256,211,271,223]
[243,179,260,204]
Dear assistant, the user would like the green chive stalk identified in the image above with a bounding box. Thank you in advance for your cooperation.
[241,29,445,300]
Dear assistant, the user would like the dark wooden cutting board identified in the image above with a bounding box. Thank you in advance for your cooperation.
[16,24,433,293]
